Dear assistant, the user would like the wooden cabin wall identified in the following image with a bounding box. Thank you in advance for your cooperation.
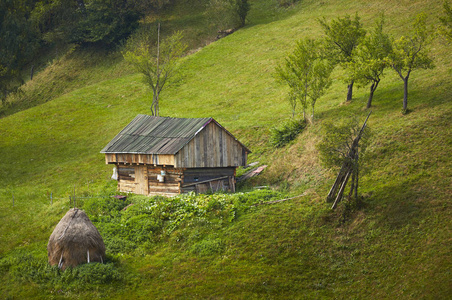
[117,165,136,193]
[116,164,237,196]
[147,166,182,196]
[181,167,236,193]
[175,122,247,168]
[105,153,175,166]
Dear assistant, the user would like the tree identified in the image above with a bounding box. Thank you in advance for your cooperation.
[388,13,435,112]
[0,0,39,105]
[276,38,333,121]
[346,15,392,109]
[31,0,143,47]
[439,1,452,41]
[71,0,142,46]
[319,13,366,101]
[206,0,250,31]
[123,25,187,116]
[235,0,250,28]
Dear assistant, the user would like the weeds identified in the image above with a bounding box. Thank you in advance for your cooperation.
[270,119,306,148]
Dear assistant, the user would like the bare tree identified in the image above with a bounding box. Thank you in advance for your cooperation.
[123,24,187,116]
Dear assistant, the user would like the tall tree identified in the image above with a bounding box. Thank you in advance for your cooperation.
[388,13,435,112]
[31,0,143,47]
[346,15,392,109]
[276,38,333,121]
[123,25,187,116]
[319,13,366,102]
[207,0,250,31]
[0,0,39,104]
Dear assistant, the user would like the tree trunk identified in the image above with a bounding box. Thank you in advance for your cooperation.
[403,76,409,111]
[354,149,359,199]
[367,79,379,109]
[347,80,354,101]
[311,100,316,121]
[348,171,355,200]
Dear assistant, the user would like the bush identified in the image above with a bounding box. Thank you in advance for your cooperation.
[270,119,306,147]
[83,190,284,255]
[2,252,123,290]
[83,196,130,221]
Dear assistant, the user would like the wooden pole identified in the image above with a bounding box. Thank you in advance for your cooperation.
[327,164,347,202]
[331,170,352,210]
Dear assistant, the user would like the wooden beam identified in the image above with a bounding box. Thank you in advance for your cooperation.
[182,176,230,187]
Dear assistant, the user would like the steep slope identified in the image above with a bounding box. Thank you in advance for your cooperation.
[0,0,450,298]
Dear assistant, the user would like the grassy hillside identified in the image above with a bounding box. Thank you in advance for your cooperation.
[0,0,451,298]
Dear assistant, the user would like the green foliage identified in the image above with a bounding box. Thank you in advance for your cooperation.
[206,0,250,30]
[319,13,366,101]
[346,14,392,108]
[31,0,142,47]
[388,13,436,111]
[270,119,306,148]
[0,0,40,104]
[70,0,142,46]
[190,238,224,256]
[83,197,130,221]
[276,38,333,120]
[317,116,371,171]
[123,29,187,116]
[82,190,283,255]
[319,13,366,65]
[439,1,452,41]
[276,0,299,8]
[0,0,451,298]
[235,0,251,27]
[1,253,123,291]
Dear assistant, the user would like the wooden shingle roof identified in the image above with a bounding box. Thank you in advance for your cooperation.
[100,115,250,155]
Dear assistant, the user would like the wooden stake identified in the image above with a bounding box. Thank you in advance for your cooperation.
[331,170,352,210]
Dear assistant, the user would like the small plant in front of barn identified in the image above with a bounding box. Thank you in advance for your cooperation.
[81,190,283,255]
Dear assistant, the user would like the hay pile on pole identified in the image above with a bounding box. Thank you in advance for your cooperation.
[47,208,105,270]
[327,112,372,209]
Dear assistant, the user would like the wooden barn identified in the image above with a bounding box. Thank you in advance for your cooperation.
[100,114,251,196]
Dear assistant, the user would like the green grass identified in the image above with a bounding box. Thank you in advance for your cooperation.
[0,0,451,298]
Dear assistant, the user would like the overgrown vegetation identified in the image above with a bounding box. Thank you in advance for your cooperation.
[270,118,306,147]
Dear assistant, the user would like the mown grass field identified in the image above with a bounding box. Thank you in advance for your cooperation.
[0,0,451,298]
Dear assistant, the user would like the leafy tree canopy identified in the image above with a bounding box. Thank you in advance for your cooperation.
[439,1,452,41]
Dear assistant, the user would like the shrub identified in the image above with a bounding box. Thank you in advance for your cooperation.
[270,119,306,147]
[83,196,130,221]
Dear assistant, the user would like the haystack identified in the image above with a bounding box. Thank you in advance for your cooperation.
[47,208,105,270]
